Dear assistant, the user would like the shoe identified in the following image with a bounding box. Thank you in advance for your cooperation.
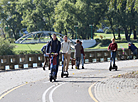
[82,66,84,69]
[43,67,45,70]
[75,66,77,69]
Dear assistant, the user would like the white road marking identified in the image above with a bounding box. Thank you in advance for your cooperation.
[49,83,65,102]
[42,85,55,102]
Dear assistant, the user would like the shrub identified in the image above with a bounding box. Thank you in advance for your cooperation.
[100,39,111,46]
[95,38,101,44]
[0,38,15,55]
[104,29,112,34]
[14,50,42,55]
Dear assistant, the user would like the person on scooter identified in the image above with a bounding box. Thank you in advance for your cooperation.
[108,38,118,68]
[46,34,61,78]
[61,35,71,74]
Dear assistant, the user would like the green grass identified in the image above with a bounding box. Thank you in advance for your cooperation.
[12,33,138,51]
[12,43,44,51]
[94,33,134,39]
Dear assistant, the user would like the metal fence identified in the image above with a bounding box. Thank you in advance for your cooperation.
[0,49,135,70]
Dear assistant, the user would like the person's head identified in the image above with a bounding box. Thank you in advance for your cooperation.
[111,38,115,43]
[80,41,82,45]
[63,35,68,42]
[76,39,80,44]
[52,34,57,41]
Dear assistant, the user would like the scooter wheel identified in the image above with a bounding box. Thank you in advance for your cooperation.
[109,67,112,71]
[115,67,118,71]
[50,77,52,82]
[61,73,63,78]
[54,78,56,82]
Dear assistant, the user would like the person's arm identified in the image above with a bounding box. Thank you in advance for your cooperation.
[116,43,118,51]
[108,44,111,51]
[46,41,51,53]
[82,47,85,56]
[41,46,45,54]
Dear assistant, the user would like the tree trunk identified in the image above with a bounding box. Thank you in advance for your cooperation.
[133,26,137,39]
[112,29,116,39]
[128,28,132,41]
[124,28,129,41]
[118,28,121,40]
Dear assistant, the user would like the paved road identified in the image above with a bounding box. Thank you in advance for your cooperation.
[0,60,138,102]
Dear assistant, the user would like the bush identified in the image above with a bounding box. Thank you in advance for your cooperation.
[104,29,112,34]
[100,39,111,46]
[14,50,42,55]
[95,38,101,44]
[0,38,15,55]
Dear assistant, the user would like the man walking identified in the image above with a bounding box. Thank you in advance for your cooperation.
[75,40,81,69]
[46,34,61,78]
[61,35,71,73]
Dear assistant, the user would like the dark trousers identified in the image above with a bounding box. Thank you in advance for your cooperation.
[110,51,116,66]
[76,57,81,68]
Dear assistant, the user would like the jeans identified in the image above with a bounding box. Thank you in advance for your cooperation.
[133,49,138,56]
[81,54,84,67]
[110,51,116,66]
[76,57,81,68]
[50,65,56,76]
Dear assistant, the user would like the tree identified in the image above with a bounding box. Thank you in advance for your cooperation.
[17,0,55,32]
[0,0,23,40]
[54,0,109,39]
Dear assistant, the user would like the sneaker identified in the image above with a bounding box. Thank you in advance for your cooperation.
[43,67,45,70]
[82,66,84,69]
[75,66,77,69]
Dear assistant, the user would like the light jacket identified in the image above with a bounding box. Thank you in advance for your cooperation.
[61,41,71,54]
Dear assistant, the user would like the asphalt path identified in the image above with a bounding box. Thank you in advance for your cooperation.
[0,60,138,102]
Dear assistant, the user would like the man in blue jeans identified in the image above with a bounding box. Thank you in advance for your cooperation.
[108,38,118,68]
[46,34,61,78]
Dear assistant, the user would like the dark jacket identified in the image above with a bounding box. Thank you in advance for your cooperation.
[129,44,137,52]
[47,38,61,53]
[75,43,81,58]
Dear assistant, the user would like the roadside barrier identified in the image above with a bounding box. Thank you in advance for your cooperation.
[0,49,134,70]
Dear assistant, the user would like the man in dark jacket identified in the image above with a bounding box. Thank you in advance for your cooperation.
[128,42,138,58]
[75,40,81,69]
[46,34,61,78]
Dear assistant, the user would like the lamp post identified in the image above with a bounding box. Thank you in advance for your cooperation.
[74,25,78,39]
[89,24,93,39]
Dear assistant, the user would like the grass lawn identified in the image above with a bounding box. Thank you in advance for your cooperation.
[13,43,45,51]
[94,33,134,39]
[12,33,138,51]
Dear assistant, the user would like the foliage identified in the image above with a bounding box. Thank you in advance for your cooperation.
[100,39,111,46]
[14,50,41,55]
[0,37,15,55]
